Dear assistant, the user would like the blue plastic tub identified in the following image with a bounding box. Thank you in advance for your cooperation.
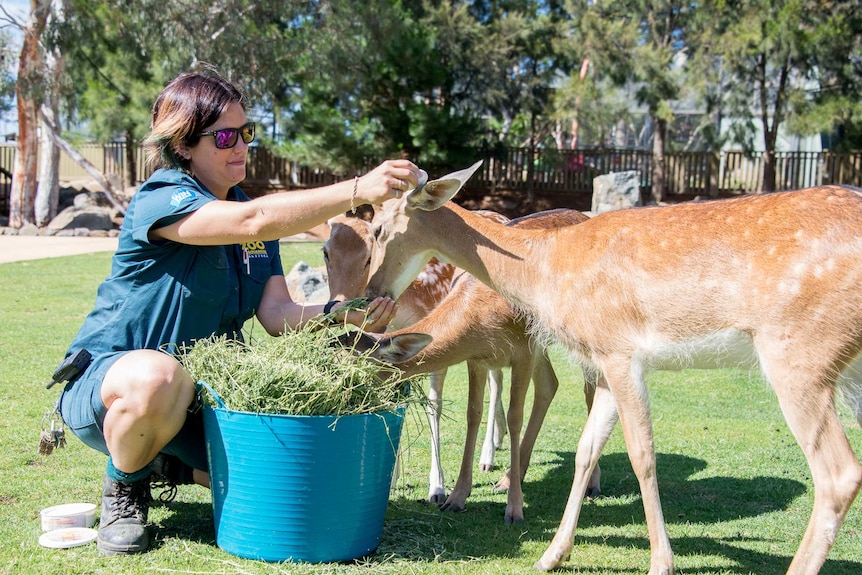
[199,382,404,563]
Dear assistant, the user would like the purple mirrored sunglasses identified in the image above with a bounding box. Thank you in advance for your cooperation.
[197,122,255,149]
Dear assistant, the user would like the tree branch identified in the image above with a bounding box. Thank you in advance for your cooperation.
[39,108,128,214]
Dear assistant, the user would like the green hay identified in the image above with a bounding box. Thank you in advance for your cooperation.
[177,304,424,416]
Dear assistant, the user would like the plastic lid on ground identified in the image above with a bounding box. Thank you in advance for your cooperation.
[38,527,98,549]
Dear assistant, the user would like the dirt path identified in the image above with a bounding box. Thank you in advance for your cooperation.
[0,235,119,264]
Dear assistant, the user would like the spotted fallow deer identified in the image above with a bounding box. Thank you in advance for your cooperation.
[327,210,601,521]
[364,161,862,575]
[325,214,505,504]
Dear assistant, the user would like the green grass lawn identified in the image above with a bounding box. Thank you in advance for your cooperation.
[1,243,861,574]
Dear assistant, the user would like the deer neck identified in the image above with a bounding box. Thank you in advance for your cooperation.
[414,202,551,308]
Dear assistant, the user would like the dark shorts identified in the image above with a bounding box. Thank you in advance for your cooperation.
[58,351,208,472]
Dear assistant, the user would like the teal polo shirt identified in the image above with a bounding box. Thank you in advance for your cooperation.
[66,168,283,360]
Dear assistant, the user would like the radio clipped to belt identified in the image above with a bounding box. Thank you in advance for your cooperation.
[46,348,92,390]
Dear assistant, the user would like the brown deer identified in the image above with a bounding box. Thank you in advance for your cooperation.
[325,214,506,504]
[327,210,601,520]
[364,161,862,575]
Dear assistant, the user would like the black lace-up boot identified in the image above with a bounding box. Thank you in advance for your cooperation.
[96,473,151,555]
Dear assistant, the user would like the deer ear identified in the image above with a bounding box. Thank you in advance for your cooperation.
[335,331,432,364]
[406,160,483,211]
[371,333,433,364]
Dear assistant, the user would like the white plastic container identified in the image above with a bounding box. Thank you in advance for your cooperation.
[40,503,97,532]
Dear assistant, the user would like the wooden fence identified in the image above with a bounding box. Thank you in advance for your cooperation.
[469,147,862,198]
[2,143,861,217]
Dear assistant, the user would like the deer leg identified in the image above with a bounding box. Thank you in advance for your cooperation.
[390,439,403,491]
[426,368,447,504]
[503,358,533,523]
[757,348,862,575]
[541,358,675,574]
[582,364,602,498]
[535,371,618,571]
[609,359,674,575]
[496,347,559,492]
[492,368,507,447]
[441,363,487,513]
[481,368,506,471]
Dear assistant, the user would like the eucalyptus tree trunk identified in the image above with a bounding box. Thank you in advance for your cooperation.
[35,106,61,226]
[9,0,51,228]
[34,0,69,227]
[651,116,667,204]
[569,57,590,150]
[124,127,137,188]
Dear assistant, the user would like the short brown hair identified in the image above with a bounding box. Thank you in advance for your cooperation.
[143,72,248,172]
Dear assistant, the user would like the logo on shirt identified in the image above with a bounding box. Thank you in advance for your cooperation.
[170,188,197,207]
[241,241,268,257]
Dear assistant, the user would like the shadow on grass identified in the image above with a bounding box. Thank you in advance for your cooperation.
[138,452,860,575]
[377,450,861,574]
[514,532,862,575]
[146,500,215,549]
[564,451,809,528]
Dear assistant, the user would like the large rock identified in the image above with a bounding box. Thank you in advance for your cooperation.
[48,206,114,231]
[285,261,329,303]
[592,170,642,214]
[72,191,114,210]
[17,223,40,236]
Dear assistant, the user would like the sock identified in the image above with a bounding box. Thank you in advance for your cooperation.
[106,456,152,483]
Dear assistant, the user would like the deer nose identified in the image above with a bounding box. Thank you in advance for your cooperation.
[365,285,389,300]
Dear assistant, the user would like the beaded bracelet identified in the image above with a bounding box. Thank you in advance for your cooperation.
[351,176,358,214]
